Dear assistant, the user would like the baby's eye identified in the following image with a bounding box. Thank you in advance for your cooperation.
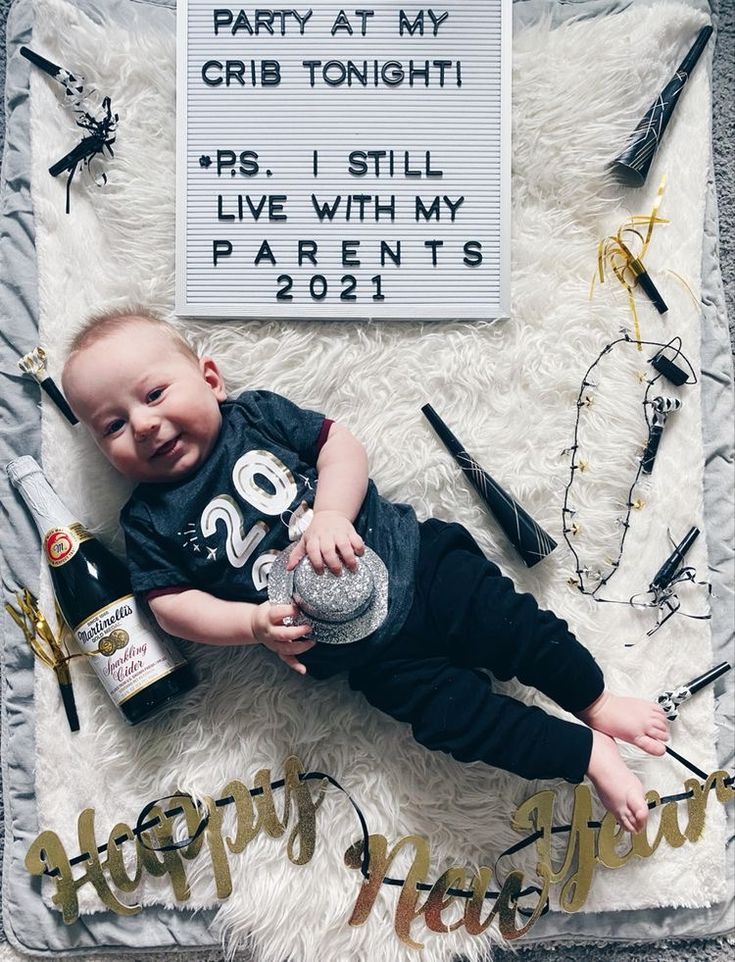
[103,418,125,437]
[146,387,164,402]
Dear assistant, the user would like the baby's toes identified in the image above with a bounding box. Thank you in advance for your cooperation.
[651,707,669,729]
[634,733,667,756]
[652,719,669,739]
[646,711,668,734]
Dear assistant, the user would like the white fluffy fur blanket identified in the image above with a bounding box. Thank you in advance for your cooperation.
[25,0,727,958]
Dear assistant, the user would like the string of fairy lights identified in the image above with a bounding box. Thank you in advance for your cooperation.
[560,332,710,635]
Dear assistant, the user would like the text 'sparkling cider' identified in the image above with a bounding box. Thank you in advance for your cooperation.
[7,455,197,724]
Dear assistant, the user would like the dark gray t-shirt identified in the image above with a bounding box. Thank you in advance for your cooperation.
[120,390,420,677]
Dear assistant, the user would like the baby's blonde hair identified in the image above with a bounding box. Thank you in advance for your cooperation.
[66,308,198,364]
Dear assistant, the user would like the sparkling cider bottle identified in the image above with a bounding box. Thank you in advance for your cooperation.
[7,456,197,724]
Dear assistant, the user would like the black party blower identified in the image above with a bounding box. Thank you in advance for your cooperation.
[49,138,100,178]
[421,404,557,567]
[55,663,80,733]
[21,46,68,78]
[650,526,699,591]
[619,241,668,314]
[611,25,713,187]
[687,662,731,696]
[633,266,668,314]
[18,347,78,425]
[20,46,84,90]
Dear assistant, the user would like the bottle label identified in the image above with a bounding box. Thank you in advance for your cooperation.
[44,523,91,567]
[74,595,187,707]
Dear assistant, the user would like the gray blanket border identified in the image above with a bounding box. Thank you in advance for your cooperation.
[0,0,733,954]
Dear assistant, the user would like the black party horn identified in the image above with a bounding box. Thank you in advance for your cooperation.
[20,46,83,88]
[650,525,699,591]
[611,25,713,188]
[656,662,730,720]
[687,661,731,696]
[618,240,668,314]
[421,404,557,567]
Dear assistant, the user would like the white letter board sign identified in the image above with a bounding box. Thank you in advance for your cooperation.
[176,1,511,319]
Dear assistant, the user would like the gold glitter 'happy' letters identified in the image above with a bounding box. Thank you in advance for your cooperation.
[24,756,325,924]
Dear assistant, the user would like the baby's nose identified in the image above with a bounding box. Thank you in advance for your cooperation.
[132,411,159,440]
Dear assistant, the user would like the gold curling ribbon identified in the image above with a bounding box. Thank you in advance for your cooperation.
[592,175,669,349]
[5,589,83,730]
[665,267,700,311]
[5,590,74,674]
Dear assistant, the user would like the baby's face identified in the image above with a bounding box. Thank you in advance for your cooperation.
[62,322,227,483]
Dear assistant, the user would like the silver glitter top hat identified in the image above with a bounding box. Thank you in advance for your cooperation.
[268,544,389,645]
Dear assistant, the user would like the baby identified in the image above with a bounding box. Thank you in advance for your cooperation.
[61,310,670,833]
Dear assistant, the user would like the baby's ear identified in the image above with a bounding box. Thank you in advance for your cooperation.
[200,356,227,401]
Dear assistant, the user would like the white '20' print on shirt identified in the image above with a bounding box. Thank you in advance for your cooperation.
[200,450,298,588]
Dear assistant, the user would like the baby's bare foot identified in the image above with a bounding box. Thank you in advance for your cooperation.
[577,690,669,757]
[587,730,650,833]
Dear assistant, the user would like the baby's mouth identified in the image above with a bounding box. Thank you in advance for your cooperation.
[152,435,182,459]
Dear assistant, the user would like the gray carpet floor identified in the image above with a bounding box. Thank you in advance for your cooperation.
[0,0,733,958]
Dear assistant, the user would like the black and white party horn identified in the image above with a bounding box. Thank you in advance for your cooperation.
[641,396,682,474]
[610,25,713,188]
[20,46,84,95]
[21,46,72,80]
[657,661,731,719]
[20,45,118,214]
[421,404,557,567]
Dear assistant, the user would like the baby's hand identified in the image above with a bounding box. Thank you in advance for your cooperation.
[287,509,365,575]
[251,602,315,674]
